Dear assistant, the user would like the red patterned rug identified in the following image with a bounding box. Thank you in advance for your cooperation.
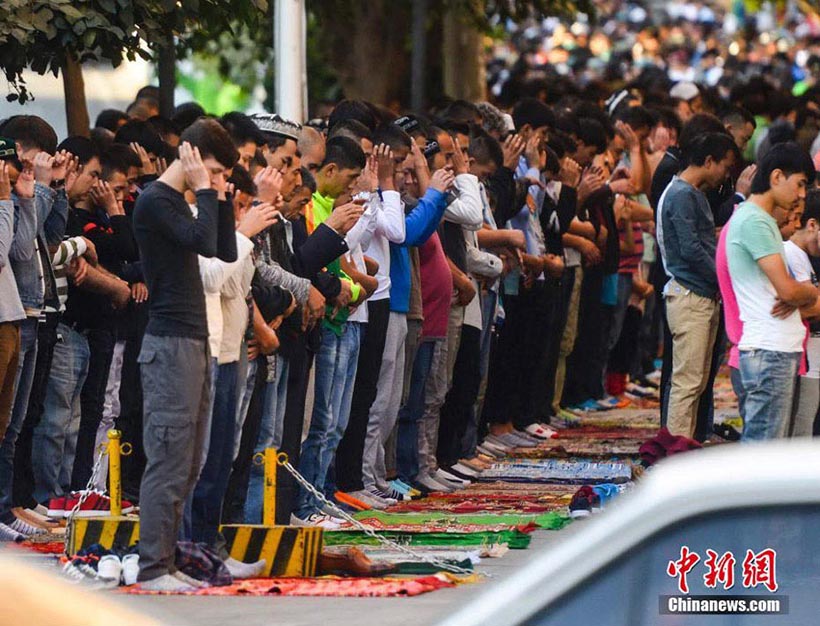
[120,575,456,597]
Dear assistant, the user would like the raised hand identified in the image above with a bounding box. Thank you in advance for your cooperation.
[375,143,396,190]
[616,121,640,152]
[179,142,210,192]
[429,167,455,193]
[254,166,283,203]
[15,166,35,199]
[736,164,757,198]
[0,162,10,201]
[131,142,157,176]
[33,151,55,185]
[51,149,71,181]
[89,180,122,215]
[325,201,365,235]
[354,153,379,194]
[559,157,582,188]
[451,139,469,176]
[502,133,525,170]
[237,202,280,238]
[524,134,541,168]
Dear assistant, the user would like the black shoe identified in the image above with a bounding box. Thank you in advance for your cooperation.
[442,465,476,482]
[409,481,431,497]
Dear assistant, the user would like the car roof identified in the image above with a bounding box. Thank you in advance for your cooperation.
[438,440,820,626]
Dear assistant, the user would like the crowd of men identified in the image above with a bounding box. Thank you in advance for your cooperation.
[1,63,819,590]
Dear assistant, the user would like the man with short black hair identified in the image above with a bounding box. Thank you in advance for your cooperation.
[657,132,739,437]
[727,143,820,440]
[133,118,239,591]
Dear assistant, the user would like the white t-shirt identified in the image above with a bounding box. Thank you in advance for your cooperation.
[784,240,819,376]
[726,202,805,353]
[784,240,817,284]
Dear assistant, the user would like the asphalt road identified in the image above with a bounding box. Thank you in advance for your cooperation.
[115,524,584,626]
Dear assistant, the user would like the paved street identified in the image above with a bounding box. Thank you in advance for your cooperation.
[115,525,583,626]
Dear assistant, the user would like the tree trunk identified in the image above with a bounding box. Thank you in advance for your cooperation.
[62,54,90,138]
[442,4,486,102]
[158,37,176,118]
[411,0,428,111]
[317,0,410,106]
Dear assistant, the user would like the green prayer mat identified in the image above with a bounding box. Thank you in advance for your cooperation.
[352,510,571,530]
[324,530,533,549]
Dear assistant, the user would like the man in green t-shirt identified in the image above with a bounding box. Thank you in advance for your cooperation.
[726,143,819,440]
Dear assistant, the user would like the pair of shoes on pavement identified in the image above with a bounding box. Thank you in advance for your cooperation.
[433,467,470,489]
[62,553,139,589]
[569,486,602,519]
[415,473,455,494]
[290,512,346,530]
[48,490,135,518]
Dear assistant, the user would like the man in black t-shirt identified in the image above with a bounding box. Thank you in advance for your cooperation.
[133,120,238,592]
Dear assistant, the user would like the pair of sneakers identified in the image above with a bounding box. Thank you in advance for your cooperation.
[290,512,346,530]
[568,486,603,519]
[62,553,139,589]
[97,553,141,586]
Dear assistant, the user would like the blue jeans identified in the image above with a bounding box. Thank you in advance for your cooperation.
[0,317,38,521]
[32,324,90,504]
[181,357,218,540]
[245,354,290,523]
[730,366,747,422]
[396,339,436,484]
[295,323,361,518]
[739,349,800,441]
[233,346,257,459]
[192,361,239,546]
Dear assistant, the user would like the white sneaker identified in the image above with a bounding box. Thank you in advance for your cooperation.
[349,490,388,510]
[122,554,140,586]
[97,555,123,585]
[433,468,469,488]
[0,522,25,543]
[416,474,453,493]
[452,462,478,478]
[525,423,556,440]
[290,513,342,530]
[8,517,46,537]
[366,488,398,506]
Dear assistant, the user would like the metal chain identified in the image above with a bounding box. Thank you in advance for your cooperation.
[278,458,482,577]
[64,443,109,554]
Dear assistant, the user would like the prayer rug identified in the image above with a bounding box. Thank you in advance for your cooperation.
[120,575,456,597]
[324,529,533,549]
[477,459,633,484]
[351,511,570,531]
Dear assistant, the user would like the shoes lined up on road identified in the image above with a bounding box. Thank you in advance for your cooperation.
[48,490,135,518]
[61,544,140,588]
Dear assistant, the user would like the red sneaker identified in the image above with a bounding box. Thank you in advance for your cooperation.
[49,491,135,518]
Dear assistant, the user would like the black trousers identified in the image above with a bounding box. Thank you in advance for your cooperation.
[13,312,59,508]
[276,343,313,524]
[564,267,606,406]
[335,299,390,493]
[528,276,567,425]
[482,281,551,428]
[118,305,148,501]
[71,328,116,491]
[437,325,481,467]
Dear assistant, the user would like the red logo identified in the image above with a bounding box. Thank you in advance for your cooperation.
[742,549,778,592]
[667,548,778,594]
[667,546,701,594]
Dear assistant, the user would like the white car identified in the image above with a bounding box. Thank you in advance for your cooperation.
[440,440,820,626]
